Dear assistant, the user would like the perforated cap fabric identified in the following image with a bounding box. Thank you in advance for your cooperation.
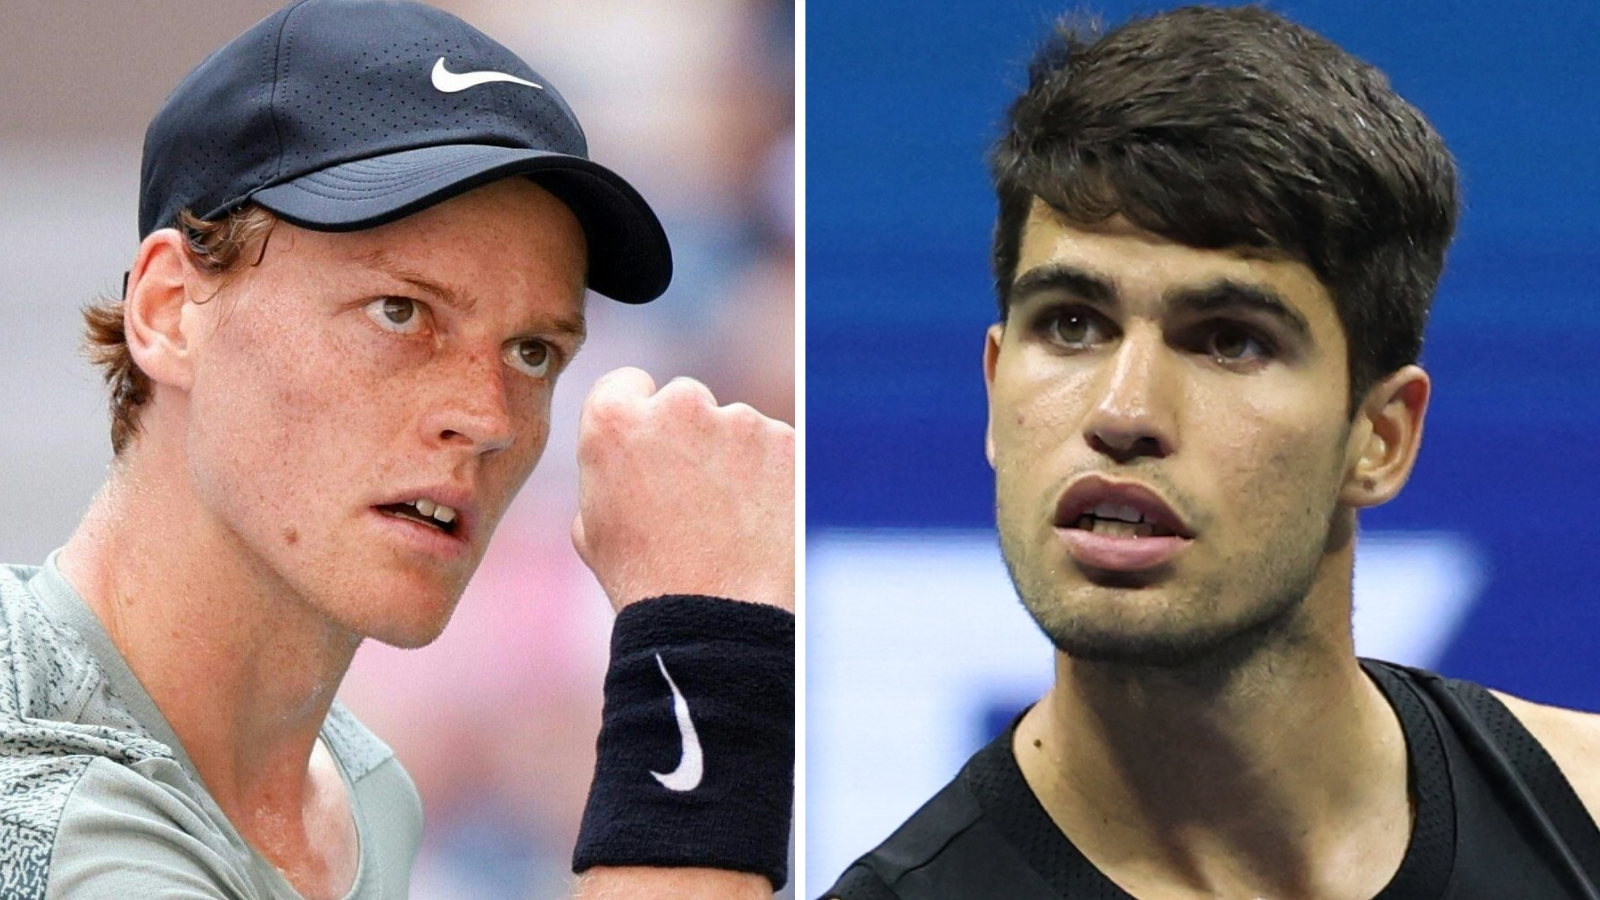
[138,0,671,303]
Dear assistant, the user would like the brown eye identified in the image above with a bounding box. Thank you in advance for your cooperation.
[505,339,554,377]
[1209,325,1264,361]
[1043,309,1107,348]
[1055,313,1089,343]
[365,297,424,333]
[382,298,414,324]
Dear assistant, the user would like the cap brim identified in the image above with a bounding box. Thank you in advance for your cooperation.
[249,145,672,304]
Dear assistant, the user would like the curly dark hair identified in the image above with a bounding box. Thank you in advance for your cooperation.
[990,5,1458,404]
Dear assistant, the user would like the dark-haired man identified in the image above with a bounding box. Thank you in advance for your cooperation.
[827,6,1600,899]
[0,2,792,899]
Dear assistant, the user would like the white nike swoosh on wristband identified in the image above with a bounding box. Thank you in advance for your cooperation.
[430,58,544,93]
[650,654,704,792]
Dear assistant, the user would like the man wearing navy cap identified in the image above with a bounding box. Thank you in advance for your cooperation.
[0,2,793,899]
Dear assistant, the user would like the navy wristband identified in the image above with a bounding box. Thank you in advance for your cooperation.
[572,595,796,888]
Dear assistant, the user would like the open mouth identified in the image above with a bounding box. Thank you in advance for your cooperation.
[1066,503,1179,539]
[377,499,460,537]
[1054,478,1194,541]
[1054,479,1192,572]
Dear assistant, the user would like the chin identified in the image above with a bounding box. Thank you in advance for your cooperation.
[334,574,466,649]
[1041,620,1247,669]
[358,605,459,649]
[1020,584,1309,674]
[368,618,454,650]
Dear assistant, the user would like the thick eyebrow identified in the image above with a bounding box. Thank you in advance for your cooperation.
[1008,263,1115,308]
[1010,263,1313,343]
[1165,280,1311,342]
[352,248,588,343]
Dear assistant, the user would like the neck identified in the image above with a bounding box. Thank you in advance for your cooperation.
[58,441,359,840]
[1015,557,1411,900]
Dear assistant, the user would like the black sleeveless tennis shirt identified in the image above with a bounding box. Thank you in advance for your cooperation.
[825,659,1600,899]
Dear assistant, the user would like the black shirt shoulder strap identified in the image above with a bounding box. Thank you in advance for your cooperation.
[826,862,902,900]
[1367,659,1600,897]
[828,776,981,899]
[824,731,1068,900]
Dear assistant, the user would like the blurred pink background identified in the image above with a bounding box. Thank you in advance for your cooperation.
[0,2,794,897]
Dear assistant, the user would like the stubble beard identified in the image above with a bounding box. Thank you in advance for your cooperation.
[997,501,1330,679]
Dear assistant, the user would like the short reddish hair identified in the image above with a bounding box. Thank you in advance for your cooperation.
[83,205,278,454]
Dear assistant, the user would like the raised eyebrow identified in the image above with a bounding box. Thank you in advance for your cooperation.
[1165,280,1312,341]
[1008,263,1117,309]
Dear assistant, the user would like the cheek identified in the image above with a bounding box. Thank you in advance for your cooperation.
[989,360,1094,529]
[992,357,1086,460]
[227,319,375,441]
[1194,382,1347,518]
[189,310,385,528]
[504,393,554,481]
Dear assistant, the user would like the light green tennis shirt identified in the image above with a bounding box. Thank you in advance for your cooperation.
[0,553,423,899]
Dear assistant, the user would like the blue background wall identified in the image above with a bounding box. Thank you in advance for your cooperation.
[811,0,1600,699]
[808,0,1600,889]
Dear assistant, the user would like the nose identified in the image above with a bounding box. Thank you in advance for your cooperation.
[1082,324,1176,462]
[422,347,516,455]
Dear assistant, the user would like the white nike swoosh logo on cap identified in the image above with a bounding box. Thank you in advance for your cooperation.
[430,57,544,93]
[649,654,704,792]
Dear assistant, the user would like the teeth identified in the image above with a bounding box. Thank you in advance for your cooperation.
[1071,515,1170,538]
[1090,502,1145,524]
[401,498,459,528]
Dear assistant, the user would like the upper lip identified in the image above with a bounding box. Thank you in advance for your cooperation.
[1053,475,1194,538]
[374,484,478,541]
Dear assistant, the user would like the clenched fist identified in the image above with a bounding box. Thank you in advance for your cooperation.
[572,368,795,613]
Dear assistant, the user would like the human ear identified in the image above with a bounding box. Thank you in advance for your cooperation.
[1340,365,1430,508]
[983,323,1004,467]
[123,230,199,393]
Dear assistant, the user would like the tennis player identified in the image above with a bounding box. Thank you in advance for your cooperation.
[0,2,793,899]
[827,6,1600,898]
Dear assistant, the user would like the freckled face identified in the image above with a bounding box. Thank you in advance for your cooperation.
[986,202,1355,667]
[183,178,587,648]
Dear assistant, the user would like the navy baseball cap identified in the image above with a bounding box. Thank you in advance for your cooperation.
[139,0,671,303]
